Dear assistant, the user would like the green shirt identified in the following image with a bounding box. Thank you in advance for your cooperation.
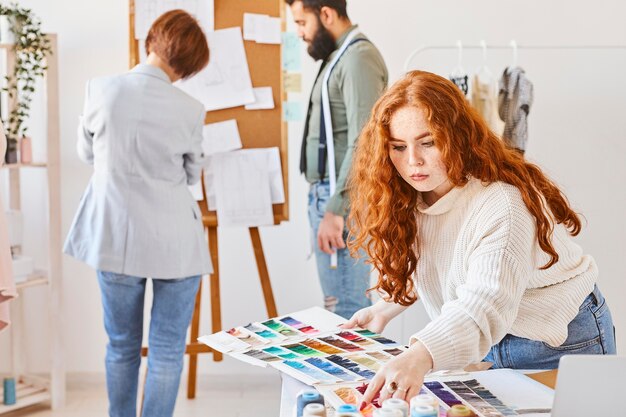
[303,25,388,215]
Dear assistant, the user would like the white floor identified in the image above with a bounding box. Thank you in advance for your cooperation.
[4,373,282,417]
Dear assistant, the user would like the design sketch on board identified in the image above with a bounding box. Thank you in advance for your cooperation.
[134,0,214,40]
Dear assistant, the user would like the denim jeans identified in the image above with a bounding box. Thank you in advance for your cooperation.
[484,285,616,370]
[97,271,201,417]
[308,180,372,319]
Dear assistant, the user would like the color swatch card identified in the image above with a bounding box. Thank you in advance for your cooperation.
[316,369,554,417]
[198,306,406,384]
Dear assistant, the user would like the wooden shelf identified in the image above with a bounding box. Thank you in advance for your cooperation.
[2,162,48,170]
[2,33,64,414]
[0,379,50,413]
[15,270,48,290]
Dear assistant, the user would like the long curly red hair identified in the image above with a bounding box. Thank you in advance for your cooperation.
[348,71,581,306]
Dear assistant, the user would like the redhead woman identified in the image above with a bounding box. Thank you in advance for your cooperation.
[341,71,616,408]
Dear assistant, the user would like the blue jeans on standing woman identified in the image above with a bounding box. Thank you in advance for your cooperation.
[308,180,372,319]
[97,271,201,417]
[484,285,616,369]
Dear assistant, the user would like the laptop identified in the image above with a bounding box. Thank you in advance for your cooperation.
[551,355,626,416]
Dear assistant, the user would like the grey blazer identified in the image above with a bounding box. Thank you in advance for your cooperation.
[64,64,213,279]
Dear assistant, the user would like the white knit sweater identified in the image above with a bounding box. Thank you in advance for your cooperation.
[410,178,597,371]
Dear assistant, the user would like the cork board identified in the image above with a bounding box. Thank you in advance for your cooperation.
[129,0,289,226]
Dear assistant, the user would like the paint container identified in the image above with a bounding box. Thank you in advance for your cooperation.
[3,377,16,405]
[373,408,403,417]
[446,404,476,417]
[410,405,437,417]
[296,390,324,417]
[382,398,409,417]
[410,394,439,412]
[302,402,326,417]
[335,404,360,416]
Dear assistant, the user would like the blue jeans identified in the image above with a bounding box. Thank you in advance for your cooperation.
[97,271,201,417]
[308,181,372,319]
[484,285,616,370]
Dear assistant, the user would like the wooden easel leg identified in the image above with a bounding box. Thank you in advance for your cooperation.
[208,226,223,362]
[186,280,203,399]
[249,227,278,318]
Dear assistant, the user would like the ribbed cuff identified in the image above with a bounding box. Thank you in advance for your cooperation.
[410,325,458,371]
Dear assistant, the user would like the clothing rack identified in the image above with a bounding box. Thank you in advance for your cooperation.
[404,41,626,71]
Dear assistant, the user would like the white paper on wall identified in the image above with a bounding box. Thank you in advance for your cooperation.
[203,147,285,212]
[134,0,214,40]
[202,119,243,155]
[245,87,275,110]
[243,13,281,44]
[212,151,274,227]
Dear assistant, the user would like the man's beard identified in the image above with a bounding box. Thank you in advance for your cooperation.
[306,19,336,61]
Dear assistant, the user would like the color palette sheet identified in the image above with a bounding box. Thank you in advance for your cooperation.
[198,306,405,386]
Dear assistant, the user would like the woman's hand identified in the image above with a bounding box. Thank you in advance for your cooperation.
[340,300,409,334]
[360,341,433,409]
[340,305,389,334]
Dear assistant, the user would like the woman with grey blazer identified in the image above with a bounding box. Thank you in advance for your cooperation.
[64,10,211,417]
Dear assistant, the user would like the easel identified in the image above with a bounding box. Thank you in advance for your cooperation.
[129,0,289,400]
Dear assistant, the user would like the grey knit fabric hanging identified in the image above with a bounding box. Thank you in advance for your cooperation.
[498,67,533,153]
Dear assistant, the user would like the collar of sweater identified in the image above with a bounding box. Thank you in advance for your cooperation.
[416,178,478,215]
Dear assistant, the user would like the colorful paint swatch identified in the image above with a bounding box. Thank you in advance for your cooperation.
[279,316,320,334]
[383,347,405,356]
[227,327,267,347]
[345,354,383,372]
[424,381,463,408]
[244,322,284,341]
[300,338,344,355]
[445,379,517,416]
[201,330,250,352]
[283,360,336,383]
[334,387,376,417]
[326,354,376,379]
[318,335,363,352]
[262,346,300,360]
[304,357,360,382]
[356,383,382,408]
[261,319,301,337]
[365,351,392,363]
[243,349,282,362]
[336,330,376,347]
[355,329,399,346]
[282,343,325,357]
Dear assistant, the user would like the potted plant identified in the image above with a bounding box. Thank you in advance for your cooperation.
[0,3,51,164]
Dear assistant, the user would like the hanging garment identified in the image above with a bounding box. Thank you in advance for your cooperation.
[450,73,469,96]
[471,74,505,136]
[0,126,17,331]
[498,67,534,153]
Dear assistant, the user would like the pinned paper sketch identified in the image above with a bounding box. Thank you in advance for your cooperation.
[212,151,275,227]
[243,13,281,44]
[284,72,302,93]
[283,101,304,121]
[204,147,285,211]
[242,13,259,41]
[255,16,281,44]
[282,32,302,71]
[134,0,214,40]
[202,119,242,155]
[245,87,275,110]
[176,27,255,111]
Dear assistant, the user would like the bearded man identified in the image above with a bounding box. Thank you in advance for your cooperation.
[286,0,388,319]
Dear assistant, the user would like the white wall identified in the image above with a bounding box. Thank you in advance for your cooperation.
[1,0,624,376]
